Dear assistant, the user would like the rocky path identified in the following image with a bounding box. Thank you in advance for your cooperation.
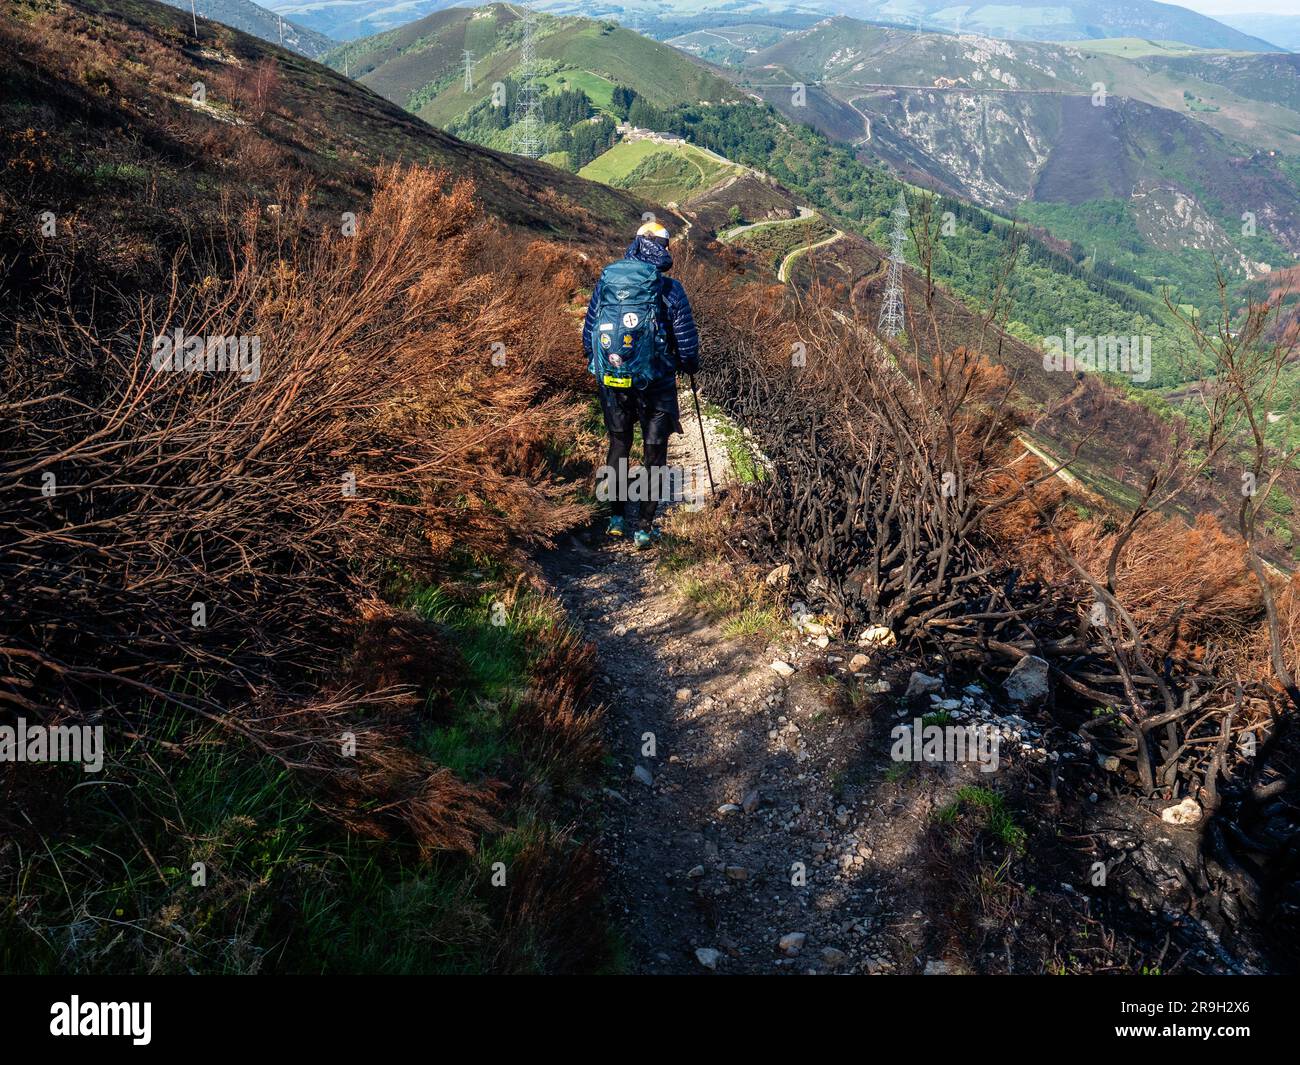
[540,395,987,974]
[539,388,1259,975]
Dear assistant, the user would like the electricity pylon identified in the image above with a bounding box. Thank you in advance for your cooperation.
[877,191,908,339]
[510,1,543,158]
[463,49,475,92]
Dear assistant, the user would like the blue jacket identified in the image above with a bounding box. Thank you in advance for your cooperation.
[583,237,700,377]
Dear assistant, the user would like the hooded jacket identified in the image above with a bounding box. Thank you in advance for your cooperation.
[582,236,700,380]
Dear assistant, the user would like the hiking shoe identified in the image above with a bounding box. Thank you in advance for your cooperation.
[634,527,661,550]
[606,515,628,538]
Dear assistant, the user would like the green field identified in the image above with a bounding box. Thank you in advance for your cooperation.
[538,68,617,112]
[579,139,737,202]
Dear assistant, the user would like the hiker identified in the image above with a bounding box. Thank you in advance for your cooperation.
[583,219,699,549]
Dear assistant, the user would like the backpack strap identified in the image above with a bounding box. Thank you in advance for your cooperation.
[656,278,676,357]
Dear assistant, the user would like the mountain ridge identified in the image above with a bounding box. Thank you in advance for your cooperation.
[159,0,335,56]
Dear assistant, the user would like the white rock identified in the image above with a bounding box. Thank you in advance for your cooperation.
[857,625,896,647]
[633,765,654,787]
[764,563,791,587]
[848,653,871,673]
[1003,655,1051,708]
[1161,796,1202,826]
[778,932,807,955]
[695,947,721,970]
[717,803,742,815]
[905,672,943,699]
[771,660,796,677]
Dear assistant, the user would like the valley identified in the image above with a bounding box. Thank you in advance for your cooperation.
[167,0,1300,561]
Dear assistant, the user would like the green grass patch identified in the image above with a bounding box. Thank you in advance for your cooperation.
[539,68,616,112]
[580,138,735,201]
[4,568,606,975]
[936,785,1028,855]
[703,401,765,484]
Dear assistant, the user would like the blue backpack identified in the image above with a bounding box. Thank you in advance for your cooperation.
[588,259,671,390]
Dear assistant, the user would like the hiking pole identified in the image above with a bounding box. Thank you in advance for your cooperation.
[688,374,716,496]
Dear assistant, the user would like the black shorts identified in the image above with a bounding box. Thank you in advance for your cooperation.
[598,377,683,444]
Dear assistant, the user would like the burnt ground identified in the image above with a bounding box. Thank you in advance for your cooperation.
[541,403,1279,975]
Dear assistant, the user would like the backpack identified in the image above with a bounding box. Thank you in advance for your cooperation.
[588,258,671,390]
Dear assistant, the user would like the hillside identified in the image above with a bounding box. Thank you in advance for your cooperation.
[740,17,1300,155]
[577,134,741,203]
[0,0,649,976]
[325,4,737,131]
[159,0,334,56]
[578,122,1300,561]
[733,17,1300,316]
[5,0,1300,990]
[14,0,643,236]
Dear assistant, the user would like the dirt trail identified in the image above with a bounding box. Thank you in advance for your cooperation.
[538,381,1262,975]
[778,230,845,283]
[539,393,990,975]
[719,205,814,242]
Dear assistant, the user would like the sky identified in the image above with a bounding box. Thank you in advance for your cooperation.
[1179,1,1297,15]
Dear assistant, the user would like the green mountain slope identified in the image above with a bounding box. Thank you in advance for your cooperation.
[3,0,644,239]
[325,4,737,131]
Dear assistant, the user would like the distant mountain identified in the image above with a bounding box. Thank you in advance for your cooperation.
[327,4,737,128]
[1217,13,1300,51]
[160,0,335,56]
[737,16,1300,309]
[264,0,461,40]
[783,1,1280,51]
[271,0,1286,52]
[742,17,1300,154]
